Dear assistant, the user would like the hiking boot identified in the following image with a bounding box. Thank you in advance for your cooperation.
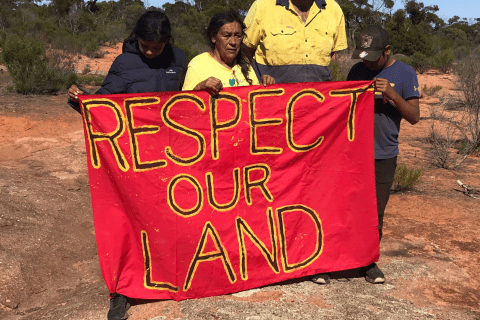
[107,293,130,320]
[365,263,385,284]
[311,273,331,284]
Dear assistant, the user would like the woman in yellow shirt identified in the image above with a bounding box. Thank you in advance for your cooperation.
[182,10,275,92]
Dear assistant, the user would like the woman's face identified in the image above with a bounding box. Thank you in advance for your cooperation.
[138,39,166,59]
[212,21,243,65]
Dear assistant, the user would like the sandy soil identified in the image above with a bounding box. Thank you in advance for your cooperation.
[0,50,479,320]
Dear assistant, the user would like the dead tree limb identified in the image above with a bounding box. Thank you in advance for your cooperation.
[457,180,480,199]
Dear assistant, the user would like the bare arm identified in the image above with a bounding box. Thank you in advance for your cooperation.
[374,78,420,125]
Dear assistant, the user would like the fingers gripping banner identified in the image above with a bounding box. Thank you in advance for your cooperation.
[79,81,378,301]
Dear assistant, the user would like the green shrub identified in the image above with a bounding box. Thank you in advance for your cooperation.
[393,54,412,66]
[176,41,200,68]
[66,72,79,88]
[411,52,431,74]
[98,22,128,45]
[454,54,480,156]
[2,36,76,94]
[0,69,13,93]
[453,46,470,60]
[393,164,422,191]
[0,32,5,64]
[431,48,454,73]
[0,30,6,48]
[423,85,442,96]
[329,60,346,81]
[77,74,105,86]
[457,140,480,155]
[446,27,467,42]
[77,33,100,58]
[94,75,104,86]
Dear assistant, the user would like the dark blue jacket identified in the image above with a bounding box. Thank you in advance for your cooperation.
[97,41,186,94]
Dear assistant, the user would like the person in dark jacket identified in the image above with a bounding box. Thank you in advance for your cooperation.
[67,10,186,320]
[68,10,186,107]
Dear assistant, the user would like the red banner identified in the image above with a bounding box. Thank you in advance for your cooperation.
[79,81,378,301]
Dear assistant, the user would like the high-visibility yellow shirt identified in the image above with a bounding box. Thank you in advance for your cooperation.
[244,0,348,83]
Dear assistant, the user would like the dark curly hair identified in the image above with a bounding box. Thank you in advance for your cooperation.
[206,10,253,85]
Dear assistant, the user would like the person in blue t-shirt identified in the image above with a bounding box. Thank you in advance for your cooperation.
[349,25,420,284]
[311,25,420,286]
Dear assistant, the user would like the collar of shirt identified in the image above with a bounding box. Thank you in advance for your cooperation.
[275,0,326,10]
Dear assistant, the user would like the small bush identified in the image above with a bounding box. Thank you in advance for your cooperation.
[442,94,464,111]
[335,52,356,80]
[423,85,442,96]
[394,54,412,66]
[329,60,346,81]
[0,30,6,62]
[411,52,431,74]
[2,36,76,94]
[428,127,457,168]
[66,72,79,88]
[453,46,470,61]
[454,54,480,155]
[457,139,480,155]
[82,64,91,75]
[98,22,127,45]
[393,164,422,191]
[77,74,105,86]
[431,48,454,73]
[94,75,104,86]
[427,104,468,169]
[77,33,100,58]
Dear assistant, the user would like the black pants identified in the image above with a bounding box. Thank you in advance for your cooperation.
[375,156,397,242]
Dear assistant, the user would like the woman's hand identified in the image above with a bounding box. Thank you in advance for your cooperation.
[68,85,84,103]
[193,77,223,93]
[260,75,275,86]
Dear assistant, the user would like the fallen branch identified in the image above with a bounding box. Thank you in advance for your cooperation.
[457,180,480,199]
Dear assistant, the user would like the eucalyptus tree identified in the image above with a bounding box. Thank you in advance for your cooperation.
[337,0,394,46]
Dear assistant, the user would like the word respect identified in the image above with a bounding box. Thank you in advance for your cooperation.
[81,86,370,173]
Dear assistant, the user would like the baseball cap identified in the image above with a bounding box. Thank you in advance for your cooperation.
[351,25,389,61]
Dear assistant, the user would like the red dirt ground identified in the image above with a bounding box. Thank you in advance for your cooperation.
[0,47,479,319]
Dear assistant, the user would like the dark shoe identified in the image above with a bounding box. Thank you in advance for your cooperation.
[107,293,130,320]
[311,273,331,284]
[365,263,385,284]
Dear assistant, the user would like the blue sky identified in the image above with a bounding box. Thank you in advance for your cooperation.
[141,0,480,22]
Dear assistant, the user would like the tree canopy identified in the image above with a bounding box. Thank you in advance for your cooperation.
[0,0,479,80]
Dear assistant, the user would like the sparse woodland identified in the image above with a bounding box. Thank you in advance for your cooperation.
[1,0,479,89]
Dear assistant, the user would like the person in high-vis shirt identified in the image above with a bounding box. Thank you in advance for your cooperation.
[242,0,347,84]
[242,0,348,285]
